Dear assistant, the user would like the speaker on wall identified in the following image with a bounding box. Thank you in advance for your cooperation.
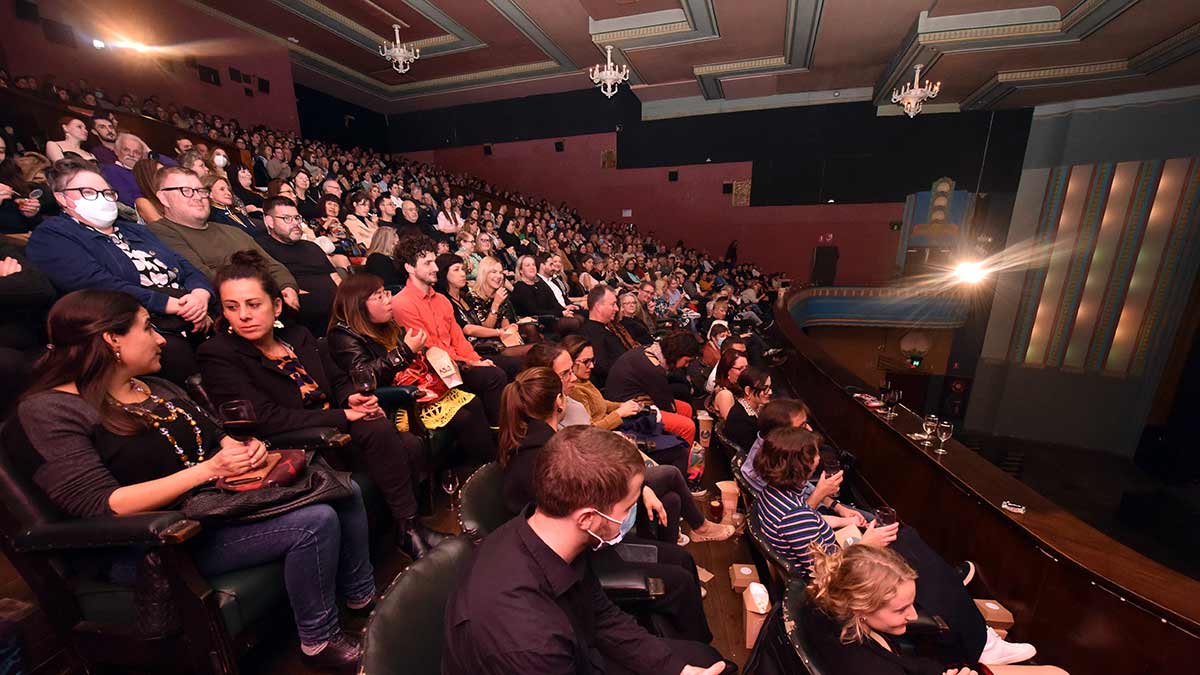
[668,170,678,182]
[258,78,270,94]
[722,182,733,194]
[229,67,242,83]
[811,246,839,286]
[483,144,493,156]
[554,141,564,152]
[197,65,220,86]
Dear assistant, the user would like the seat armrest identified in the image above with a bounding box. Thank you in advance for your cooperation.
[906,609,949,636]
[13,511,200,553]
[375,385,419,409]
[597,567,663,601]
[267,426,351,450]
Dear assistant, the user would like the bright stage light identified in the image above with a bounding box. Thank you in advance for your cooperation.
[92,39,106,49]
[953,261,987,284]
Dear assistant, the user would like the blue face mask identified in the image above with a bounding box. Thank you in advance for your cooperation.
[586,503,637,550]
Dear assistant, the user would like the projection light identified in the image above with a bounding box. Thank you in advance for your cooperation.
[92,39,106,50]
[953,261,988,284]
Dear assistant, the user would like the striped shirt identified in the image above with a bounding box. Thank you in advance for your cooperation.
[755,484,837,575]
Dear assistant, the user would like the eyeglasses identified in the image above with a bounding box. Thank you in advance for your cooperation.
[576,357,595,366]
[368,289,393,303]
[159,186,211,199]
[273,214,303,224]
[61,187,118,202]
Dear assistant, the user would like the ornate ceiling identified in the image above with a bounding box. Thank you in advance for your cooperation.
[184,0,1200,117]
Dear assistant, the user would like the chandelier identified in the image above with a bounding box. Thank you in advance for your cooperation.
[891,64,941,117]
[589,45,629,98]
[379,24,419,75]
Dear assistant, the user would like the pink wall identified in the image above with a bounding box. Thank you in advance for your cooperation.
[0,0,299,131]
[405,133,903,285]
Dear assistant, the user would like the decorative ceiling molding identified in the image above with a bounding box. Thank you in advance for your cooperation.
[640,86,873,121]
[961,21,1200,109]
[269,0,483,58]
[873,1,1140,106]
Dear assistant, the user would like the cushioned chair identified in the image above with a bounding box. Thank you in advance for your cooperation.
[781,579,832,675]
[0,421,291,675]
[361,535,476,675]
[746,504,800,598]
[714,422,757,508]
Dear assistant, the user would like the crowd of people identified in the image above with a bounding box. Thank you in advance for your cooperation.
[0,76,1066,675]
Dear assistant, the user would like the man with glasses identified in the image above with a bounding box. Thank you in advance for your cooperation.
[254,196,339,336]
[148,166,300,311]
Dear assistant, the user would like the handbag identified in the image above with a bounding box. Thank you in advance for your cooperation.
[393,353,451,403]
[215,449,306,492]
[180,451,354,524]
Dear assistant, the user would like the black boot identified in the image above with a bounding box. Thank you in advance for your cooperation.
[397,518,431,560]
[299,631,362,673]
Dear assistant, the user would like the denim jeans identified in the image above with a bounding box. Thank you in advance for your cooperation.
[189,481,376,646]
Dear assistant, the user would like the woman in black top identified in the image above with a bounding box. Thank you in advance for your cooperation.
[507,254,544,318]
[363,225,403,288]
[231,164,264,214]
[723,366,772,451]
[802,545,1062,675]
[435,253,528,378]
[195,252,443,561]
[12,289,372,671]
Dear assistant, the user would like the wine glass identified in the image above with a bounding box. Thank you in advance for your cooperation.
[822,455,842,479]
[875,506,898,526]
[349,365,383,420]
[219,400,257,442]
[935,421,953,455]
[440,469,461,496]
[883,389,902,419]
[921,415,939,447]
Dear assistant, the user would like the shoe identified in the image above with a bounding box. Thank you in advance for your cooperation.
[978,626,1036,665]
[415,522,451,550]
[957,560,976,586]
[690,521,736,543]
[397,521,432,560]
[300,631,362,673]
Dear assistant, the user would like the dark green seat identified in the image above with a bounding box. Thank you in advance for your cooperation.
[456,462,510,541]
[361,535,476,675]
[75,562,287,639]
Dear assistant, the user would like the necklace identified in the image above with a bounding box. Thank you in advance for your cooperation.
[121,380,207,467]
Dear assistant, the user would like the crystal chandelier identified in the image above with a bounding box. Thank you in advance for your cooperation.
[379,24,419,75]
[891,64,941,117]
[589,45,629,98]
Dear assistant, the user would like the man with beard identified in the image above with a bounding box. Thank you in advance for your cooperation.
[254,197,339,336]
[87,115,119,165]
[100,133,149,207]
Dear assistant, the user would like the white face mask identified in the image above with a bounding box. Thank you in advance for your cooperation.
[74,196,118,229]
[213,154,228,168]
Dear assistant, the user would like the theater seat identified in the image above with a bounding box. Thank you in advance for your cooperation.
[781,580,832,675]
[361,535,476,675]
[457,462,510,541]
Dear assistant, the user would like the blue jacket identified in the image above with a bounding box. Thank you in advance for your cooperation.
[26,215,212,315]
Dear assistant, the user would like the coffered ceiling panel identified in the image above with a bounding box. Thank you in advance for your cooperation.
[182,0,1200,117]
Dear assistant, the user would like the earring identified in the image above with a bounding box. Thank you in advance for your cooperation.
[114,349,122,363]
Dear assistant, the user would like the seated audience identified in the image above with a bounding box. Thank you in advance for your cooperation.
[293,169,321,220]
[178,150,209,178]
[45,116,98,163]
[710,349,749,420]
[364,225,404,287]
[147,166,301,312]
[132,158,165,224]
[28,158,212,382]
[87,114,118,165]
[0,241,56,415]
[391,232,507,424]
[444,425,731,673]
[342,190,377,247]
[326,272,495,463]
[254,197,338,335]
[723,366,772,450]
[579,284,629,387]
[755,428,1038,666]
[701,323,730,367]
[203,172,259,234]
[101,133,148,207]
[521,342,594,428]
[0,159,45,234]
[231,164,264,213]
[560,334,642,431]
[436,253,527,377]
[11,290,372,672]
[606,329,700,448]
[619,291,655,345]
[195,252,442,561]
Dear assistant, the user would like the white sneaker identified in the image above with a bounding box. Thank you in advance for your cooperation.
[979,627,1036,665]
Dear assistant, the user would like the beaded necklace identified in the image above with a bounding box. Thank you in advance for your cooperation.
[120,380,207,467]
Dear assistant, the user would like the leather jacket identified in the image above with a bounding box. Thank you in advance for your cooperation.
[325,321,416,384]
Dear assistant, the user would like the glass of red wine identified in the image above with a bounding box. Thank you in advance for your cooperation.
[219,400,257,442]
[822,456,842,479]
[350,365,384,420]
[875,506,898,527]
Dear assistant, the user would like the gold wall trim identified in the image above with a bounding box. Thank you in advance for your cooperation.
[592,21,692,44]
[921,21,1062,44]
[694,56,788,76]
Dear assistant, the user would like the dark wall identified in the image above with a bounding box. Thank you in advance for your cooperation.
[387,87,641,151]
[295,83,389,151]
[618,103,1032,205]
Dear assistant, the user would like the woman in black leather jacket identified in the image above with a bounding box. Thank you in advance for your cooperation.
[325,272,496,465]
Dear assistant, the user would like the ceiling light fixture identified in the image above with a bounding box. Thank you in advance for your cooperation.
[379,24,419,74]
[892,64,941,118]
[589,45,629,99]
[287,36,300,44]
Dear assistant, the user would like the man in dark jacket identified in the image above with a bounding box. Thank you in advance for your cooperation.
[579,284,626,388]
[254,196,338,336]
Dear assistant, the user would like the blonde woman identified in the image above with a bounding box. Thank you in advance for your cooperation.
[803,545,1067,675]
[364,226,402,287]
[469,256,519,330]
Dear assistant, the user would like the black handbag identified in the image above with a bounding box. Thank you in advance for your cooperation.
[179,451,354,524]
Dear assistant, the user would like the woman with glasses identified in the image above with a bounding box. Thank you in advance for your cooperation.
[27,158,213,383]
[723,366,772,450]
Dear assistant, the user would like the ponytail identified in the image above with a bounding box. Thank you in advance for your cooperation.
[497,367,562,465]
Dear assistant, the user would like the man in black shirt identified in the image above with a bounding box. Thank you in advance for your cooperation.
[579,284,627,388]
[443,426,732,675]
[254,197,338,336]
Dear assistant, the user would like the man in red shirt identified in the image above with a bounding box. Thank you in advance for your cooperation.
[392,233,507,424]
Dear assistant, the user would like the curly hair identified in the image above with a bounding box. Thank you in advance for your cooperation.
[753,426,821,492]
[808,544,917,644]
[659,329,700,366]
[393,232,437,268]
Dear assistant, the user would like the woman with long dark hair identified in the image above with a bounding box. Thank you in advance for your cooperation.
[723,365,772,450]
[325,272,495,464]
[434,253,527,378]
[196,252,443,561]
[10,289,372,671]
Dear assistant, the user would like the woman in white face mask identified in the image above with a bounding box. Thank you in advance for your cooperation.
[24,158,215,383]
[208,148,230,177]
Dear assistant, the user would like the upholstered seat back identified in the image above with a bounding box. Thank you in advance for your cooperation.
[0,421,66,529]
[457,462,513,541]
